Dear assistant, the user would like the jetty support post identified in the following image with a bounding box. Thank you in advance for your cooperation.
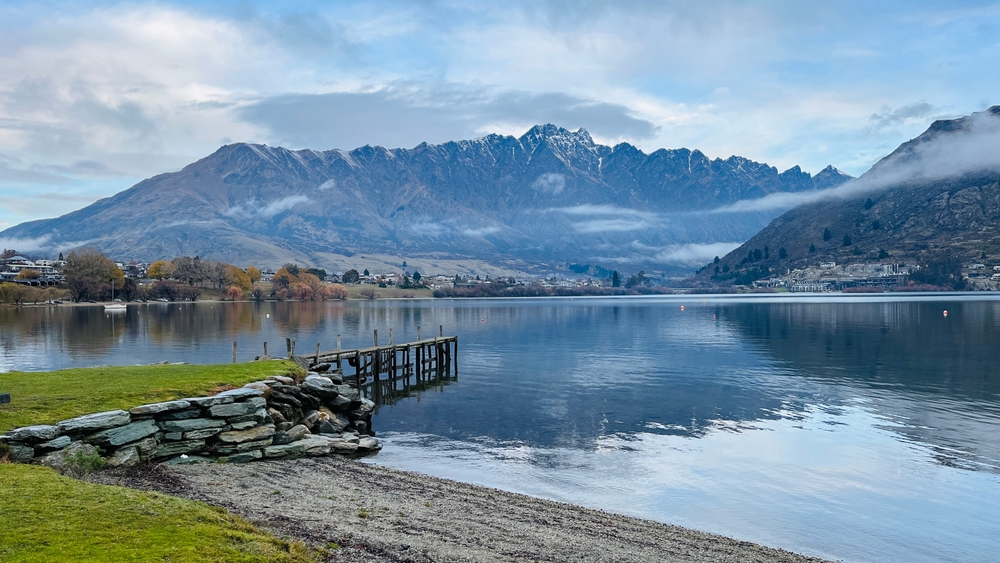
[232,341,237,364]
[314,343,321,364]
[285,338,292,359]
[389,328,393,346]
[263,341,268,357]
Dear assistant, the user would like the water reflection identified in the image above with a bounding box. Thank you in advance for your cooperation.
[3,297,1000,561]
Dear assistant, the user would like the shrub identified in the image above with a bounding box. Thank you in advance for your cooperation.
[65,449,107,477]
[327,284,349,300]
[358,288,378,300]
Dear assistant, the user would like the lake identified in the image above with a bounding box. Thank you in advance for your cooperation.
[2,295,999,562]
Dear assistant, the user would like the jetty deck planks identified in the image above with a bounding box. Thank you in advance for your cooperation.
[288,328,458,403]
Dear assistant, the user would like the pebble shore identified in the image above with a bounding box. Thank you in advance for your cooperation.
[93,457,833,563]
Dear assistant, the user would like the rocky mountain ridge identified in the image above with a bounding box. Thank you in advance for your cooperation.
[1,124,850,275]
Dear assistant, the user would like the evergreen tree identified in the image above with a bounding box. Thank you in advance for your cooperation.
[611,271,621,287]
[823,228,832,241]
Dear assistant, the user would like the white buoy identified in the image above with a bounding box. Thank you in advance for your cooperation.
[943,310,948,317]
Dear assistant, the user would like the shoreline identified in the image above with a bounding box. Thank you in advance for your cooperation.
[15,288,998,308]
[92,457,833,563]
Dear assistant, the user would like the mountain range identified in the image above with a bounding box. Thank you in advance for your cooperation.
[1,124,851,276]
[693,106,1000,285]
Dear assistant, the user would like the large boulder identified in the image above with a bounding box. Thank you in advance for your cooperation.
[285,424,310,441]
[334,385,361,404]
[5,425,60,443]
[106,445,140,468]
[37,435,72,451]
[87,420,158,447]
[242,382,272,399]
[154,439,206,458]
[129,400,191,416]
[301,376,339,399]
[58,411,130,434]
[217,424,275,444]
[208,397,267,418]
[8,444,35,463]
[262,441,307,459]
[215,438,273,455]
[39,442,103,477]
[159,418,226,433]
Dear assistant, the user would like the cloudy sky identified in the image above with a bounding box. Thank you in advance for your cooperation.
[1,0,998,230]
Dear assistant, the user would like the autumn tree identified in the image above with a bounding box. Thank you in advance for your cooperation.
[64,250,123,302]
[147,260,173,280]
[16,269,41,280]
[246,266,261,283]
[227,265,252,292]
[271,267,297,291]
[327,284,349,300]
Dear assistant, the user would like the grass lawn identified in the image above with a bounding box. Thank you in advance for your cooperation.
[0,361,303,433]
[0,463,319,563]
[345,285,434,299]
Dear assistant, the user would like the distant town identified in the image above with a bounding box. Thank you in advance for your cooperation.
[2,247,998,305]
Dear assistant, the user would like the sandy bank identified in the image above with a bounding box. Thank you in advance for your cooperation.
[92,457,831,563]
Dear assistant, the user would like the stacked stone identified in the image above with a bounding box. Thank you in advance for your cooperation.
[0,369,381,470]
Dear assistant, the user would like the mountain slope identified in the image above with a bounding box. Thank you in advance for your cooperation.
[692,106,1000,285]
[2,125,850,274]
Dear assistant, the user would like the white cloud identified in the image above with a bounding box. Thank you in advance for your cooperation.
[572,219,650,233]
[224,195,312,219]
[530,172,565,194]
[547,204,656,219]
[656,242,742,264]
[318,179,337,190]
[408,222,445,236]
[462,226,502,236]
[712,108,1000,213]
[0,235,53,253]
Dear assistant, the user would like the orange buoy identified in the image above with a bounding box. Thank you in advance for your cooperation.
[480,318,485,323]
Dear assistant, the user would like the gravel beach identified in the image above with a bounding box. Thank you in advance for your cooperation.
[92,457,831,563]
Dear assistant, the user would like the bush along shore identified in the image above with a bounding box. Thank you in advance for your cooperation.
[0,368,381,473]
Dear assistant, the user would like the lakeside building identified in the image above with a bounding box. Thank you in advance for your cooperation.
[765,263,913,292]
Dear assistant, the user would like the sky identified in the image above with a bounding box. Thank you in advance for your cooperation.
[1,0,999,231]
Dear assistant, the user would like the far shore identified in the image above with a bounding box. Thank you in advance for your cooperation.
[17,288,998,308]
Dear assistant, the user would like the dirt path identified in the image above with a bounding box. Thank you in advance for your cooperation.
[92,458,832,563]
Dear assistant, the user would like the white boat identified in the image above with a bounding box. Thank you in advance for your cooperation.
[104,279,127,311]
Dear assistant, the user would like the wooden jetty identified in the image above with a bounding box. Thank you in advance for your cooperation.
[285,325,458,403]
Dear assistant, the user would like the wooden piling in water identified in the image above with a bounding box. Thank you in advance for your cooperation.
[232,341,237,364]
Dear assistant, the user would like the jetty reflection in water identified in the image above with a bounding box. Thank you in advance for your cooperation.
[1,296,999,562]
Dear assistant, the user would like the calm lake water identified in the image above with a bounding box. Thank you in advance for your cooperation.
[2,295,999,562]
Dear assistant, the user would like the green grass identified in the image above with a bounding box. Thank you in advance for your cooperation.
[0,463,320,563]
[0,361,303,433]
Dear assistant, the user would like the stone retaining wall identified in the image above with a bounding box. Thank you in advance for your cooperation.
[0,369,380,472]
